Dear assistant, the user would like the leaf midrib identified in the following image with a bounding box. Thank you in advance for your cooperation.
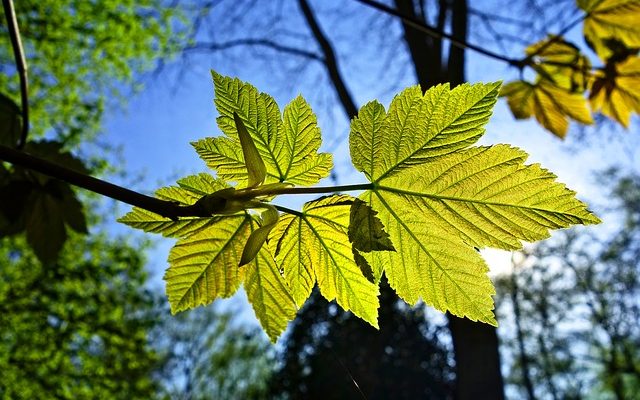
[375,86,496,182]
[376,184,589,220]
[374,191,494,321]
[302,214,375,320]
[174,216,250,307]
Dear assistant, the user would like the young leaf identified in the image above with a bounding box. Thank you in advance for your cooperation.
[500,80,593,138]
[578,0,640,61]
[233,112,266,188]
[589,55,640,127]
[193,71,332,186]
[348,198,394,252]
[350,83,600,324]
[269,195,380,327]
[240,205,279,266]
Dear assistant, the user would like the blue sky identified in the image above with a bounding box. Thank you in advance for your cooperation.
[100,1,640,330]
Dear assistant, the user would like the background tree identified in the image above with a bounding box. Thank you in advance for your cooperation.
[496,170,640,399]
[0,232,160,399]
[268,279,455,400]
[153,304,276,400]
[0,0,178,144]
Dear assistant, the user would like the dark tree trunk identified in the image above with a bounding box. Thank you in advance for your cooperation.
[510,269,537,400]
[394,1,505,399]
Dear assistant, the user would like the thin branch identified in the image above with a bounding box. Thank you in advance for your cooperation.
[298,0,359,119]
[2,0,29,149]
[521,13,587,64]
[354,0,522,67]
[186,38,324,62]
[0,144,204,219]
[0,145,372,219]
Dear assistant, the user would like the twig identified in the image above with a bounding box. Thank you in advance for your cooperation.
[354,0,522,67]
[186,38,324,61]
[2,0,29,149]
[0,144,204,219]
[0,144,372,219]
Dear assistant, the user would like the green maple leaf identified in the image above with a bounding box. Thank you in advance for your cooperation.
[191,71,332,186]
[119,173,296,341]
[269,195,380,327]
[119,73,600,339]
[349,82,600,324]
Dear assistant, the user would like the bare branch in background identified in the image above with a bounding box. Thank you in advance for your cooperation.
[298,0,358,119]
[185,39,323,62]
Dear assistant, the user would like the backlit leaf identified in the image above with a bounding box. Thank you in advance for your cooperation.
[165,214,251,313]
[243,246,297,341]
[120,75,602,338]
[526,36,592,92]
[270,195,380,327]
[193,71,332,186]
[501,80,593,138]
[578,0,640,61]
[589,55,640,127]
[351,83,600,324]
[350,82,500,181]
[281,96,333,185]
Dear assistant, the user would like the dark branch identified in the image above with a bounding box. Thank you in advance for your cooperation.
[355,0,522,67]
[298,0,359,119]
[2,0,29,149]
[0,145,210,219]
[186,38,324,62]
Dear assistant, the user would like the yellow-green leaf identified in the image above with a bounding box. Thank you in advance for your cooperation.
[578,0,640,61]
[526,36,592,92]
[233,112,266,188]
[243,246,297,342]
[117,173,228,238]
[195,71,332,186]
[270,195,380,327]
[501,80,593,138]
[590,55,640,127]
[281,96,334,185]
[350,82,500,181]
[165,214,252,313]
[350,83,600,324]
